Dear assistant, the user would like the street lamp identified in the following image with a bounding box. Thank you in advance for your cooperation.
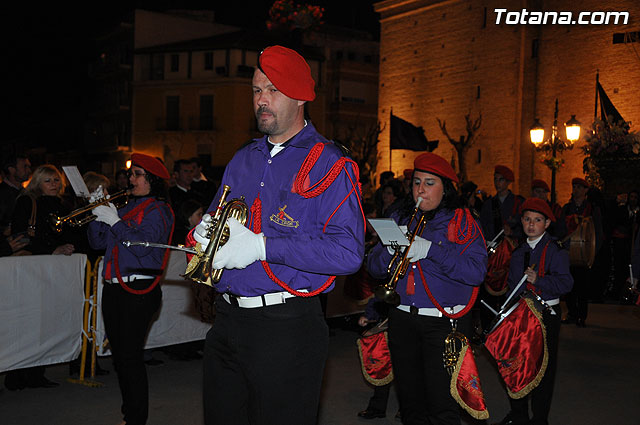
[529,99,581,204]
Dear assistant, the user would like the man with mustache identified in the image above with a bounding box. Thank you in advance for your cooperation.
[188,45,365,425]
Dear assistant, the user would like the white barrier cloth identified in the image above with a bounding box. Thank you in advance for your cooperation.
[0,254,86,372]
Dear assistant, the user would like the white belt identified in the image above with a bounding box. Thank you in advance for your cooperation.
[223,290,308,308]
[106,274,155,284]
[397,304,466,317]
[546,298,560,306]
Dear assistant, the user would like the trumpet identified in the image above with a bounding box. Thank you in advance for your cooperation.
[183,185,248,286]
[50,189,129,233]
[375,197,428,306]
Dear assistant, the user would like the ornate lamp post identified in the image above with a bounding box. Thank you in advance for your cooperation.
[529,99,581,204]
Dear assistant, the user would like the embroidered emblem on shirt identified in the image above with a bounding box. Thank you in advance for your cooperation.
[270,205,299,228]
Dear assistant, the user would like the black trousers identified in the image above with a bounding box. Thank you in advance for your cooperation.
[567,266,589,321]
[388,307,471,425]
[102,280,161,425]
[203,295,329,425]
[366,382,392,413]
[508,305,561,425]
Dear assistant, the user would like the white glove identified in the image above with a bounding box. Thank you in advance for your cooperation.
[193,214,214,248]
[407,236,431,262]
[93,202,120,227]
[88,185,105,203]
[213,217,266,270]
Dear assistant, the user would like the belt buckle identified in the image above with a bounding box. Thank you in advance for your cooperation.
[410,305,419,315]
[228,295,240,307]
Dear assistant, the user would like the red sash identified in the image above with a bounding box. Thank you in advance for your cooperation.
[484,298,548,398]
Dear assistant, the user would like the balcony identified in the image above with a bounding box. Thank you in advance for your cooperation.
[156,117,184,132]
[189,116,216,131]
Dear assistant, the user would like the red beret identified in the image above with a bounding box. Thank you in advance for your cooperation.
[131,153,170,180]
[572,177,589,188]
[520,197,555,222]
[258,45,315,101]
[403,168,413,180]
[494,165,514,182]
[531,179,550,192]
[414,152,458,183]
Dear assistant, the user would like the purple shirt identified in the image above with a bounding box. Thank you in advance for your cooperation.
[367,208,487,308]
[88,197,174,278]
[210,122,365,297]
[507,232,573,301]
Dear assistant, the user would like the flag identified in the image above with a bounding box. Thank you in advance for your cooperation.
[596,81,625,125]
[390,113,439,151]
[356,330,393,386]
[450,344,489,420]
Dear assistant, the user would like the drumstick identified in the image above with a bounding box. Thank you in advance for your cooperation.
[480,300,498,316]
[500,264,537,312]
[487,229,504,248]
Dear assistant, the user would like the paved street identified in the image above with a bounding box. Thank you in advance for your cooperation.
[1,303,638,425]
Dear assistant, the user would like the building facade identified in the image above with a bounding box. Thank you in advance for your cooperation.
[374,0,640,203]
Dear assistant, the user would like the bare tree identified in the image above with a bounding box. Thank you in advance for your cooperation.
[436,112,482,182]
[335,120,384,200]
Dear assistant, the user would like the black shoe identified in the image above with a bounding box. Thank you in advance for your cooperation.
[357,409,385,419]
[27,377,59,388]
[492,413,528,425]
[144,358,164,366]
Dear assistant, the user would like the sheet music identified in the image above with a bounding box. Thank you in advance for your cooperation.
[367,218,410,246]
[62,166,90,198]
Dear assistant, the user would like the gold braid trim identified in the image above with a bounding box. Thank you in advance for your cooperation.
[356,331,394,387]
[507,297,549,399]
[449,345,490,420]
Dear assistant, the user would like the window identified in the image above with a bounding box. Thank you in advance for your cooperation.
[613,31,639,44]
[151,54,164,80]
[171,54,179,72]
[166,96,180,130]
[204,52,213,70]
[200,95,214,130]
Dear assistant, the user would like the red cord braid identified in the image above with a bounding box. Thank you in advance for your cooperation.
[527,240,550,294]
[416,208,482,319]
[244,142,365,297]
[293,142,365,232]
[250,196,334,297]
[112,199,175,295]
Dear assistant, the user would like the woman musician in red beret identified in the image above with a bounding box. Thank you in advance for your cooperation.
[366,152,488,424]
[88,153,174,425]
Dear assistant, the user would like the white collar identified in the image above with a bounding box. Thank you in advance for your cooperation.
[527,233,545,249]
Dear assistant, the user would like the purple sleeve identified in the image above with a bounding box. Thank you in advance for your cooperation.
[535,246,573,297]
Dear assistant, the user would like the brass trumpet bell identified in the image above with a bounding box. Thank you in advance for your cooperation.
[183,185,248,286]
[374,284,401,307]
[49,189,129,233]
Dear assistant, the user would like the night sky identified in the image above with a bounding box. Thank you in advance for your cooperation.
[7,1,379,152]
